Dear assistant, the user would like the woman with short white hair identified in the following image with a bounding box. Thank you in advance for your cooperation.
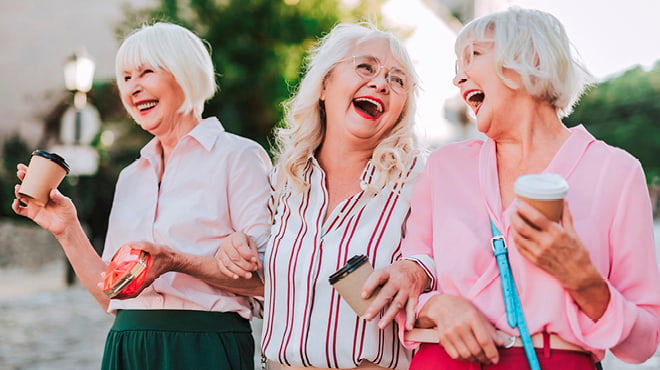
[386,7,660,369]
[14,22,271,369]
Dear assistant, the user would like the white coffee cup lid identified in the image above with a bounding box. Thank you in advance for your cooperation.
[514,173,568,200]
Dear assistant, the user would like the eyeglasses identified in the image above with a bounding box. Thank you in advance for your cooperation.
[343,55,410,94]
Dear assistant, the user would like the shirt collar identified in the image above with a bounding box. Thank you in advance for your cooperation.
[137,116,225,166]
[479,124,595,225]
[307,155,379,189]
[185,116,225,152]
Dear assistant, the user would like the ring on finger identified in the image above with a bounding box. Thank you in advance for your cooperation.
[504,335,516,349]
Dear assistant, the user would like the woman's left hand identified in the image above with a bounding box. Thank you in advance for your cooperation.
[510,200,610,320]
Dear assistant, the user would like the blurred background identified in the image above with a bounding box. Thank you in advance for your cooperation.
[0,0,658,369]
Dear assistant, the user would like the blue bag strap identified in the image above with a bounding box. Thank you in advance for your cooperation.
[490,220,540,370]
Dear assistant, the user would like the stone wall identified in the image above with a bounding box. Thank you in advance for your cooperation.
[0,221,63,268]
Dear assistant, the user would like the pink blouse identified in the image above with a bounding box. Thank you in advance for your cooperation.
[403,125,660,362]
[103,117,272,318]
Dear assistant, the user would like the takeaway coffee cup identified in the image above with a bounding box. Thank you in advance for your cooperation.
[18,150,70,206]
[514,173,569,222]
[329,255,380,317]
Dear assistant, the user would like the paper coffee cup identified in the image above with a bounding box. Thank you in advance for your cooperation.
[514,173,569,222]
[329,255,380,317]
[18,150,70,206]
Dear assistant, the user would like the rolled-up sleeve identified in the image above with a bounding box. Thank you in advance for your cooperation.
[569,161,660,362]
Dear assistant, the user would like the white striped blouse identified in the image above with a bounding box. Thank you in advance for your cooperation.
[262,156,422,369]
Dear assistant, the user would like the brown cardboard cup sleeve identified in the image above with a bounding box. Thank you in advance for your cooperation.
[329,255,380,317]
[18,150,70,206]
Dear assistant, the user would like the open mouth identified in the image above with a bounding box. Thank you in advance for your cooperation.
[136,100,158,112]
[353,97,384,119]
[464,90,484,112]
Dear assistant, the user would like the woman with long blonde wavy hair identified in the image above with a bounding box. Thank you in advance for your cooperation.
[216,22,432,369]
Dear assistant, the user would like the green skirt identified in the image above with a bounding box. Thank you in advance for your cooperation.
[102,310,255,370]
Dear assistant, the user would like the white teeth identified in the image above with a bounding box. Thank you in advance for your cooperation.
[137,101,157,111]
[354,97,383,112]
[465,91,483,101]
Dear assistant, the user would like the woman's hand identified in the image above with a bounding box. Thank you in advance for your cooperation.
[215,232,261,279]
[510,200,610,320]
[109,241,178,299]
[121,236,265,299]
[416,294,509,365]
[361,259,430,329]
[12,163,78,236]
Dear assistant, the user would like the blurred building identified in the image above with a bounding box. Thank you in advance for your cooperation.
[0,0,512,152]
[382,0,511,149]
[0,0,154,151]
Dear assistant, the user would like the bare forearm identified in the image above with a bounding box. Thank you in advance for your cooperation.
[54,222,110,310]
[175,254,264,297]
[566,265,610,321]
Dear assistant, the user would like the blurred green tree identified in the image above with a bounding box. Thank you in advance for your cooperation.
[0,135,30,218]
[116,0,347,149]
[564,62,660,183]
[1,1,390,236]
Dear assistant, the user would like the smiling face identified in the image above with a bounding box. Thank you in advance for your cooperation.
[118,64,187,136]
[320,38,409,149]
[453,38,524,136]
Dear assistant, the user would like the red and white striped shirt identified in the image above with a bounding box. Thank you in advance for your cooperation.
[262,156,422,369]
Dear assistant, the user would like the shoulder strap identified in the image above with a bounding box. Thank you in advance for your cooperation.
[490,220,540,370]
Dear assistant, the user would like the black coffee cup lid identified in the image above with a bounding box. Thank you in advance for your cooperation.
[328,254,369,284]
[32,149,70,174]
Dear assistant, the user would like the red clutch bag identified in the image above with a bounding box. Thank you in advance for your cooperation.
[103,244,152,299]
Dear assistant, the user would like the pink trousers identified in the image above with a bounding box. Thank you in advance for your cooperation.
[410,341,596,369]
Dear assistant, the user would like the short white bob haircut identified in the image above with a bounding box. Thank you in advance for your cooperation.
[115,22,216,117]
[455,7,593,117]
[275,22,420,193]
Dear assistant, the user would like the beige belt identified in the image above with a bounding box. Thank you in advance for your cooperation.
[267,360,387,370]
[511,332,585,352]
[405,328,585,352]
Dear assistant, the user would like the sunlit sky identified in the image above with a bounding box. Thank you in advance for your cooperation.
[512,0,660,80]
[379,0,660,145]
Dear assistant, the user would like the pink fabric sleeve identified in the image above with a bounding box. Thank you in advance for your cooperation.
[566,160,660,362]
[396,290,443,350]
[397,163,444,349]
[401,163,437,276]
[227,145,272,263]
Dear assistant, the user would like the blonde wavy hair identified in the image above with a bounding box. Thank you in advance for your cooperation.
[274,22,420,193]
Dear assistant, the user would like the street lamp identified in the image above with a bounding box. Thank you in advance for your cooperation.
[64,50,95,143]
[60,50,97,286]
[56,50,101,175]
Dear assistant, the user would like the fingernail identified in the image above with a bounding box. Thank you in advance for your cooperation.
[363,313,372,320]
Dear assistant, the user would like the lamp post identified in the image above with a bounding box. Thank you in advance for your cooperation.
[64,50,95,145]
[60,50,96,286]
